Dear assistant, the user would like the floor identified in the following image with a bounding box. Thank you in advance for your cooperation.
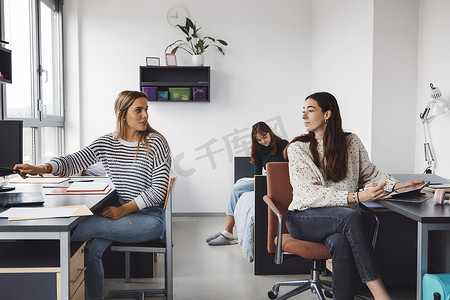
[104,215,416,300]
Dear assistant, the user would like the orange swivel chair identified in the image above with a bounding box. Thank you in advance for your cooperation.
[263,162,377,300]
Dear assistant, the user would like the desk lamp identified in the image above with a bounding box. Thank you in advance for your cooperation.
[419,83,450,174]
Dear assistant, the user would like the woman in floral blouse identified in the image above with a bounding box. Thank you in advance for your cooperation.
[285,92,422,300]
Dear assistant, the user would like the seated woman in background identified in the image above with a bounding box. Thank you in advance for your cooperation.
[206,121,288,246]
[285,92,422,300]
[14,90,171,300]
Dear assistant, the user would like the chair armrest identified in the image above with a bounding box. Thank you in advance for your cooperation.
[263,195,284,264]
[359,203,380,249]
[263,195,281,215]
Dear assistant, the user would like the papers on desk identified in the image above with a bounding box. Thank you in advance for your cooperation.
[45,186,111,195]
[66,181,108,191]
[9,176,70,184]
[424,184,450,193]
[0,204,93,221]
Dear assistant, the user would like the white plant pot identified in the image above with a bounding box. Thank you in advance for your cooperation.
[192,55,205,66]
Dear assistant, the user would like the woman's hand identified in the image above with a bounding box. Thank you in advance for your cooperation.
[358,182,387,202]
[393,180,424,191]
[101,206,126,220]
[13,164,45,179]
[101,201,139,220]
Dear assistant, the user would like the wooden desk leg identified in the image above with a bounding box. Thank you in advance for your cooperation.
[60,232,70,300]
[417,222,428,300]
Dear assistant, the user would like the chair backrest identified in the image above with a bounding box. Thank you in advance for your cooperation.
[266,162,292,254]
[234,156,253,183]
[162,173,176,210]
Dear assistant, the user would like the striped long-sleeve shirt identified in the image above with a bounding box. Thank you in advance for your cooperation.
[49,133,171,210]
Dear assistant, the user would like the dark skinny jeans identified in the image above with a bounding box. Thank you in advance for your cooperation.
[286,206,380,300]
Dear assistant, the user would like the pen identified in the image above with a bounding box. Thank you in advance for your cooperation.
[0,167,20,172]
[68,179,94,183]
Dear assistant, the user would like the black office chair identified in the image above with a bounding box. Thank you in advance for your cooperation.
[108,174,176,300]
[263,162,378,300]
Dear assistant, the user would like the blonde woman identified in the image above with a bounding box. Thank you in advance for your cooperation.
[15,90,171,300]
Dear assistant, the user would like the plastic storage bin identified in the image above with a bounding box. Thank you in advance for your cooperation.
[142,87,157,101]
[169,88,190,101]
[157,91,169,101]
[193,87,208,101]
[423,273,450,300]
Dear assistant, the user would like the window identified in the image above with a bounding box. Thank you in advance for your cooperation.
[1,0,63,165]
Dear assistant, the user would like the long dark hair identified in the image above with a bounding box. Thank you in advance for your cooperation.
[285,92,348,182]
[250,121,284,164]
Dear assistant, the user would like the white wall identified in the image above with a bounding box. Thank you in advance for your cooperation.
[64,0,312,213]
[311,0,374,152]
[416,0,450,178]
[371,0,419,174]
[64,0,450,213]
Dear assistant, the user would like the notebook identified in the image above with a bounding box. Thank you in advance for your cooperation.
[66,181,108,192]
[0,192,44,207]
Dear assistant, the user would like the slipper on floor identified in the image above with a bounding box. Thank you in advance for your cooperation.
[206,232,222,243]
[208,234,238,246]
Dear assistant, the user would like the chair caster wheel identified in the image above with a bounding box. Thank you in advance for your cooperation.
[324,291,333,298]
[268,290,278,299]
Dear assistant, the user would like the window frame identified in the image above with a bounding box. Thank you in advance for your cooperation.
[0,0,64,165]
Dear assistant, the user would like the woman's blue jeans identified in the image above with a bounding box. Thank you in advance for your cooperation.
[71,206,165,300]
[286,206,380,300]
[226,178,254,216]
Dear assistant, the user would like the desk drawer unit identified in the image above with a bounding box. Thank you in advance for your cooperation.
[70,242,86,299]
[0,240,86,300]
[71,279,85,300]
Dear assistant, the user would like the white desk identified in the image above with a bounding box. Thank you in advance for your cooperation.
[0,177,114,300]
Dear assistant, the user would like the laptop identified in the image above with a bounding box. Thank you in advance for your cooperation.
[0,192,44,207]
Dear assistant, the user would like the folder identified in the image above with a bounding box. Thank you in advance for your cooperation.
[4,204,93,221]
[45,186,111,195]
[66,181,108,191]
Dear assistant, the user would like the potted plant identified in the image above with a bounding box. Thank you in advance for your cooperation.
[165,18,228,66]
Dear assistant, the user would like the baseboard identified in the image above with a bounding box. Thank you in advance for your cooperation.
[173,212,225,217]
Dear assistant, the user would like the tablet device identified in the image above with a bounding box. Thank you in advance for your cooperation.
[386,181,430,199]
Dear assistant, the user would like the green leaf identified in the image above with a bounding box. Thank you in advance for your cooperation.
[198,39,204,52]
[169,18,227,56]
[186,18,194,30]
[179,28,190,36]
[165,39,183,53]
[216,46,225,55]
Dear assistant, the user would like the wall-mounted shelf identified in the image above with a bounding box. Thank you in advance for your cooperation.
[0,46,11,83]
[139,66,210,102]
